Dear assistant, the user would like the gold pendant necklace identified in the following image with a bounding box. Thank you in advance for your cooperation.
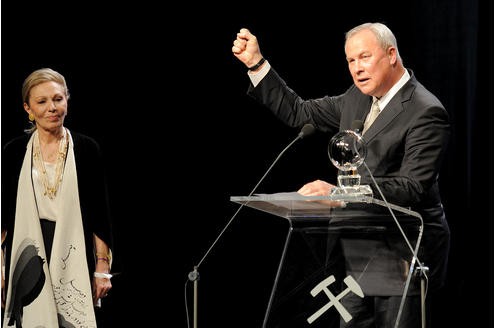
[33,128,69,199]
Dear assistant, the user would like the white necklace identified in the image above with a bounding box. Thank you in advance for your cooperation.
[33,128,69,199]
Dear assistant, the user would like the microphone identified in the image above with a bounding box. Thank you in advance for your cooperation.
[352,117,423,261]
[351,120,364,134]
[186,124,315,328]
[192,123,315,269]
[298,123,316,139]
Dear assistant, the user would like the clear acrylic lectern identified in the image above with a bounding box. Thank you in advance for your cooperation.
[230,192,424,328]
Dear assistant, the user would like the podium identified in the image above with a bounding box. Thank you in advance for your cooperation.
[230,192,425,328]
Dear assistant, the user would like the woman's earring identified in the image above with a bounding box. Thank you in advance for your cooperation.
[29,113,35,121]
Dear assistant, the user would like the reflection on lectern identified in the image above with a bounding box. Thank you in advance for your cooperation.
[230,192,423,328]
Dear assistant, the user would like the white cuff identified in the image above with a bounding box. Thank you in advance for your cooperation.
[94,272,112,279]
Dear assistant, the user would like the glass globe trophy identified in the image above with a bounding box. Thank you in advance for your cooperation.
[328,130,373,196]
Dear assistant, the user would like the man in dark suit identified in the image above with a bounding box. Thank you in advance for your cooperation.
[232,22,450,328]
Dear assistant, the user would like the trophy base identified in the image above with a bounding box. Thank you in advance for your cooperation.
[330,184,373,197]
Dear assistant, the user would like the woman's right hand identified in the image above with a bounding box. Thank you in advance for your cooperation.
[2,249,5,309]
[1,230,5,309]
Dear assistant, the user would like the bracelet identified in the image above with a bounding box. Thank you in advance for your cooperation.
[248,57,266,71]
[95,252,111,262]
[94,272,113,279]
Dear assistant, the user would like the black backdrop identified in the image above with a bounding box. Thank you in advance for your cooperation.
[1,0,493,327]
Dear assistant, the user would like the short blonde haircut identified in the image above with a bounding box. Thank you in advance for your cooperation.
[22,68,70,133]
[22,68,70,105]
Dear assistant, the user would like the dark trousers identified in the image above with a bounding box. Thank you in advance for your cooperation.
[40,219,56,264]
[340,294,428,328]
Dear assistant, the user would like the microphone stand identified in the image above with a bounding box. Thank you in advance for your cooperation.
[362,158,426,328]
[187,198,252,328]
[349,120,427,328]
[187,124,315,328]
[188,267,199,328]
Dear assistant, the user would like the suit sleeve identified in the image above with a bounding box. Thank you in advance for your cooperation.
[247,68,343,132]
[368,104,450,207]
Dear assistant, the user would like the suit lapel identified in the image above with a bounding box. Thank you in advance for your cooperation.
[363,78,416,141]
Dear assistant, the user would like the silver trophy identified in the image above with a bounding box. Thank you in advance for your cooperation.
[328,130,373,196]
